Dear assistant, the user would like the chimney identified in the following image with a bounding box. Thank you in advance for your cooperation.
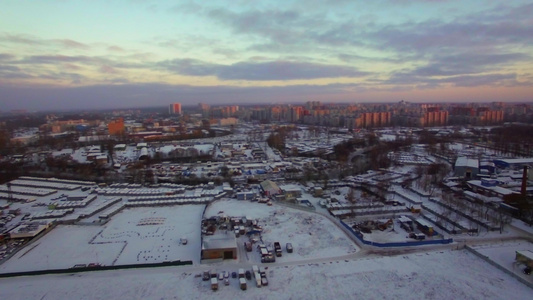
[521,166,528,196]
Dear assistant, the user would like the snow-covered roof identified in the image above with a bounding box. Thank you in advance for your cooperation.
[202,235,237,250]
[495,158,533,165]
[455,156,479,168]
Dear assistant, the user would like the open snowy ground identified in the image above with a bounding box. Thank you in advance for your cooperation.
[0,249,530,300]
[92,205,205,265]
[206,199,360,263]
[0,225,124,273]
[471,239,533,284]
[0,205,205,272]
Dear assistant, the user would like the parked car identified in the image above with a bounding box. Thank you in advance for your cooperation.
[202,271,210,281]
[245,270,252,280]
[286,243,293,253]
[244,242,252,252]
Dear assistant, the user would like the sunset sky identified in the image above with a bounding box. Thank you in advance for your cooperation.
[1,0,532,111]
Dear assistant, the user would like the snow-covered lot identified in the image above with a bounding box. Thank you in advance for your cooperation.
[92,205,205,265]
[0,249,530,300]
[206,199,359,262]
[0,205,205,273]
[0,226,124,273]
[471,239,533,284]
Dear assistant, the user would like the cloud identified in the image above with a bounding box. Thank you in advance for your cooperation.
[17,55,105,64]
[158,59,370,80]
[412,52,529,77]
[337,53,401,64]
[383,50,529,89]
[39,71,85,84]
[0,53,16,61]
[385,71,522,88]
[0,65,33,79]
[107,45,125,52]
[1,34,90,49]
[0,82,363,111]
[54,39,90,49]
[2,78,532,112]
[447,73,518,87]
[0,65,21,72]
[2,34,42,45]
[63,63,83,71]
[99,65,119,74]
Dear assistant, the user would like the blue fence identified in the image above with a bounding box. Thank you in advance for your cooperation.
[339,220,453,248]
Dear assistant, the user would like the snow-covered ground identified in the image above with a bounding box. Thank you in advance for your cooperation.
[0,205,205,273]
[0,249,530,300]
[205,199,359,263]
[0,226,124,272]
[92,205,204,265]
[471,239,533,284]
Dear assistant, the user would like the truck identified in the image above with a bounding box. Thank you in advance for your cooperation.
[211,278,218,291]
[244,241,252,252]
[240,278,247,290]
[255,272,262,287]
[203,271,210,281]
[261,254,276,263]
[274,242,282,257]
[238,268,245,278]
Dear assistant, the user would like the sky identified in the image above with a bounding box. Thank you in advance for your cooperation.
[1,0,533,111]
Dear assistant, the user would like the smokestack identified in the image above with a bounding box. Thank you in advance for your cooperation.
[521,166,528,196]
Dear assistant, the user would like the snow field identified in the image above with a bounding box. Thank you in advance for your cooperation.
[0,205,206,273]
[0,250,530,300]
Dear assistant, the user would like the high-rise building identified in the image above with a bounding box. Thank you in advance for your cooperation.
[198,103,210,118]
[169,103,182,115]
[108,118,125,135]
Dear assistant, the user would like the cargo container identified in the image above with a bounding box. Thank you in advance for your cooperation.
[255,272,262,287]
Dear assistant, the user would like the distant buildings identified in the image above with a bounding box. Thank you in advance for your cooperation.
[356,112,391,128]
[108,117,125,135]
[169,103,182,115]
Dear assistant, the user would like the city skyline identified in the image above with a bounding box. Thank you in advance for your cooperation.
[1,0,533,111]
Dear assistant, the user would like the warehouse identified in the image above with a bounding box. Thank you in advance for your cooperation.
[201,234,237,261]
[454,157,479,179]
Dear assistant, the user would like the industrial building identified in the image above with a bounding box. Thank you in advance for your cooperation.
[201,234,238,260]
[454,157,479,179]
